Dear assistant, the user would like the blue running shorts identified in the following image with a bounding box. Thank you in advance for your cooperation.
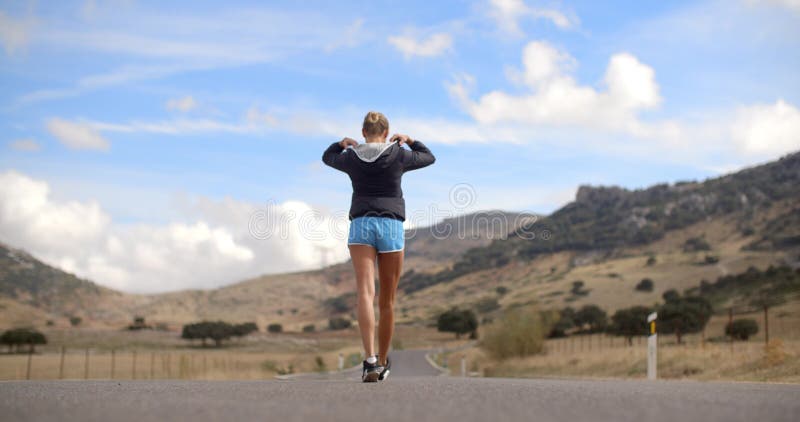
[347,216,405,253]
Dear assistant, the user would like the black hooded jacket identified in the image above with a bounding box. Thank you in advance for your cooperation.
[322,140,435,221]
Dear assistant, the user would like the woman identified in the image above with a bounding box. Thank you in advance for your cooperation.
[322,111,435,382]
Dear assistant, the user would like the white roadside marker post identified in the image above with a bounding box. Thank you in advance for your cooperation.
[338,353,344,371]
[647,312,658,380]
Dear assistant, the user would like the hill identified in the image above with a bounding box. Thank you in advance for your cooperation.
[0,153,798,331]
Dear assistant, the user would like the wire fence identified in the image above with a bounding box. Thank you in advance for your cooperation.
[543,300,800,355]
[0,347,284,381]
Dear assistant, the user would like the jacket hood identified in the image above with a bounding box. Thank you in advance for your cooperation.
[351,141,397,163]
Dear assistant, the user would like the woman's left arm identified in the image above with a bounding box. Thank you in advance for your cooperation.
[394,135,435,171]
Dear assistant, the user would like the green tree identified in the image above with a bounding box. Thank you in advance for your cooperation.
[575,304,607,332]
[436,308,478,339]
[0,328,47,353]
[232,322,259,338]
[127,316,150,330]
[608,306,652,345]
[181,321,235,347]
[635,278,654,292]
[726,319,759,341]
[570,281,589,296]
[658,295,712,344]
[548,307,576,338]
[328,317,352,331]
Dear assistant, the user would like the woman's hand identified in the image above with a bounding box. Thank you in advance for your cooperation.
[390,134,414,146]
[339,137,358,148]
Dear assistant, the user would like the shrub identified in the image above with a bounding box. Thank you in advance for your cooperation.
[302,324,316,333]
[314,356,326,372]
[436,308,478,339]
[328,317,352,331]
[474,297,501,314]
[267,323,282,333]
[704,255,719,264]
[127,316,151,331]
[646,256,657,266]
[570,280,589,296]
[481,306,549,360]
[635,278,654,292]
[683,236,711,252]
[69,316,82,327]
[324,293,354,314]
[726,319,759,341]
[495,286,509,296]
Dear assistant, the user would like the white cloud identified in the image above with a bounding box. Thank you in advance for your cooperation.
[325,18,366,52]
[0,11,33,56]
[448,41,661,132]
[166,95,198,112]
[46,118,110,150]
[388,32,453,59]
[16,7,375,105]
[744,0,800,12]
[9,139,41,151]
[19,63,214,104]
[0,171,351,293]
[488,0,576,35]
[731,99,800,157]
[0,171,110,256]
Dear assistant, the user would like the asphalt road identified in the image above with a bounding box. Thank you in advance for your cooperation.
[1,350,798,422]
[285,348,444,380]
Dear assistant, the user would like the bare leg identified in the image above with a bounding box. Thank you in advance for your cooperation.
[377,250,403,366]
[349,245,377,358]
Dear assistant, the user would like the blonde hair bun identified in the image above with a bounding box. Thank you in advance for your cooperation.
[363,111,389,136]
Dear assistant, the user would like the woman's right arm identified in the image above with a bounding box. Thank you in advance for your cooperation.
[322,138,357,172]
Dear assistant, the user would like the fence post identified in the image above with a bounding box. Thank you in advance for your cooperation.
[728,308,734,353]
[461,355,466,377]
[764,306,770,346]
[150,352,155,379]
[84,348,90,379]
[59,346,66,379]
[111,349,116,379]
[132,350,137,379]
[26,349,33,380]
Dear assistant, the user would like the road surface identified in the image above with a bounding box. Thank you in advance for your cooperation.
[1,349,798,422]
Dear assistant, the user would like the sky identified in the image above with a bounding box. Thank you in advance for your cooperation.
[0,0,798,293]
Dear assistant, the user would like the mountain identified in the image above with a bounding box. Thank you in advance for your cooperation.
[1,152,798,330]
[407,151,800,291]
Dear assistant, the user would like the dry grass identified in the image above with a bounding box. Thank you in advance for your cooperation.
[443,301,800,383]
[0,323,464,381]
[478,339,800,383]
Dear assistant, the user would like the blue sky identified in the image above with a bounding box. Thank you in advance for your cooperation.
[0,0,798,293]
